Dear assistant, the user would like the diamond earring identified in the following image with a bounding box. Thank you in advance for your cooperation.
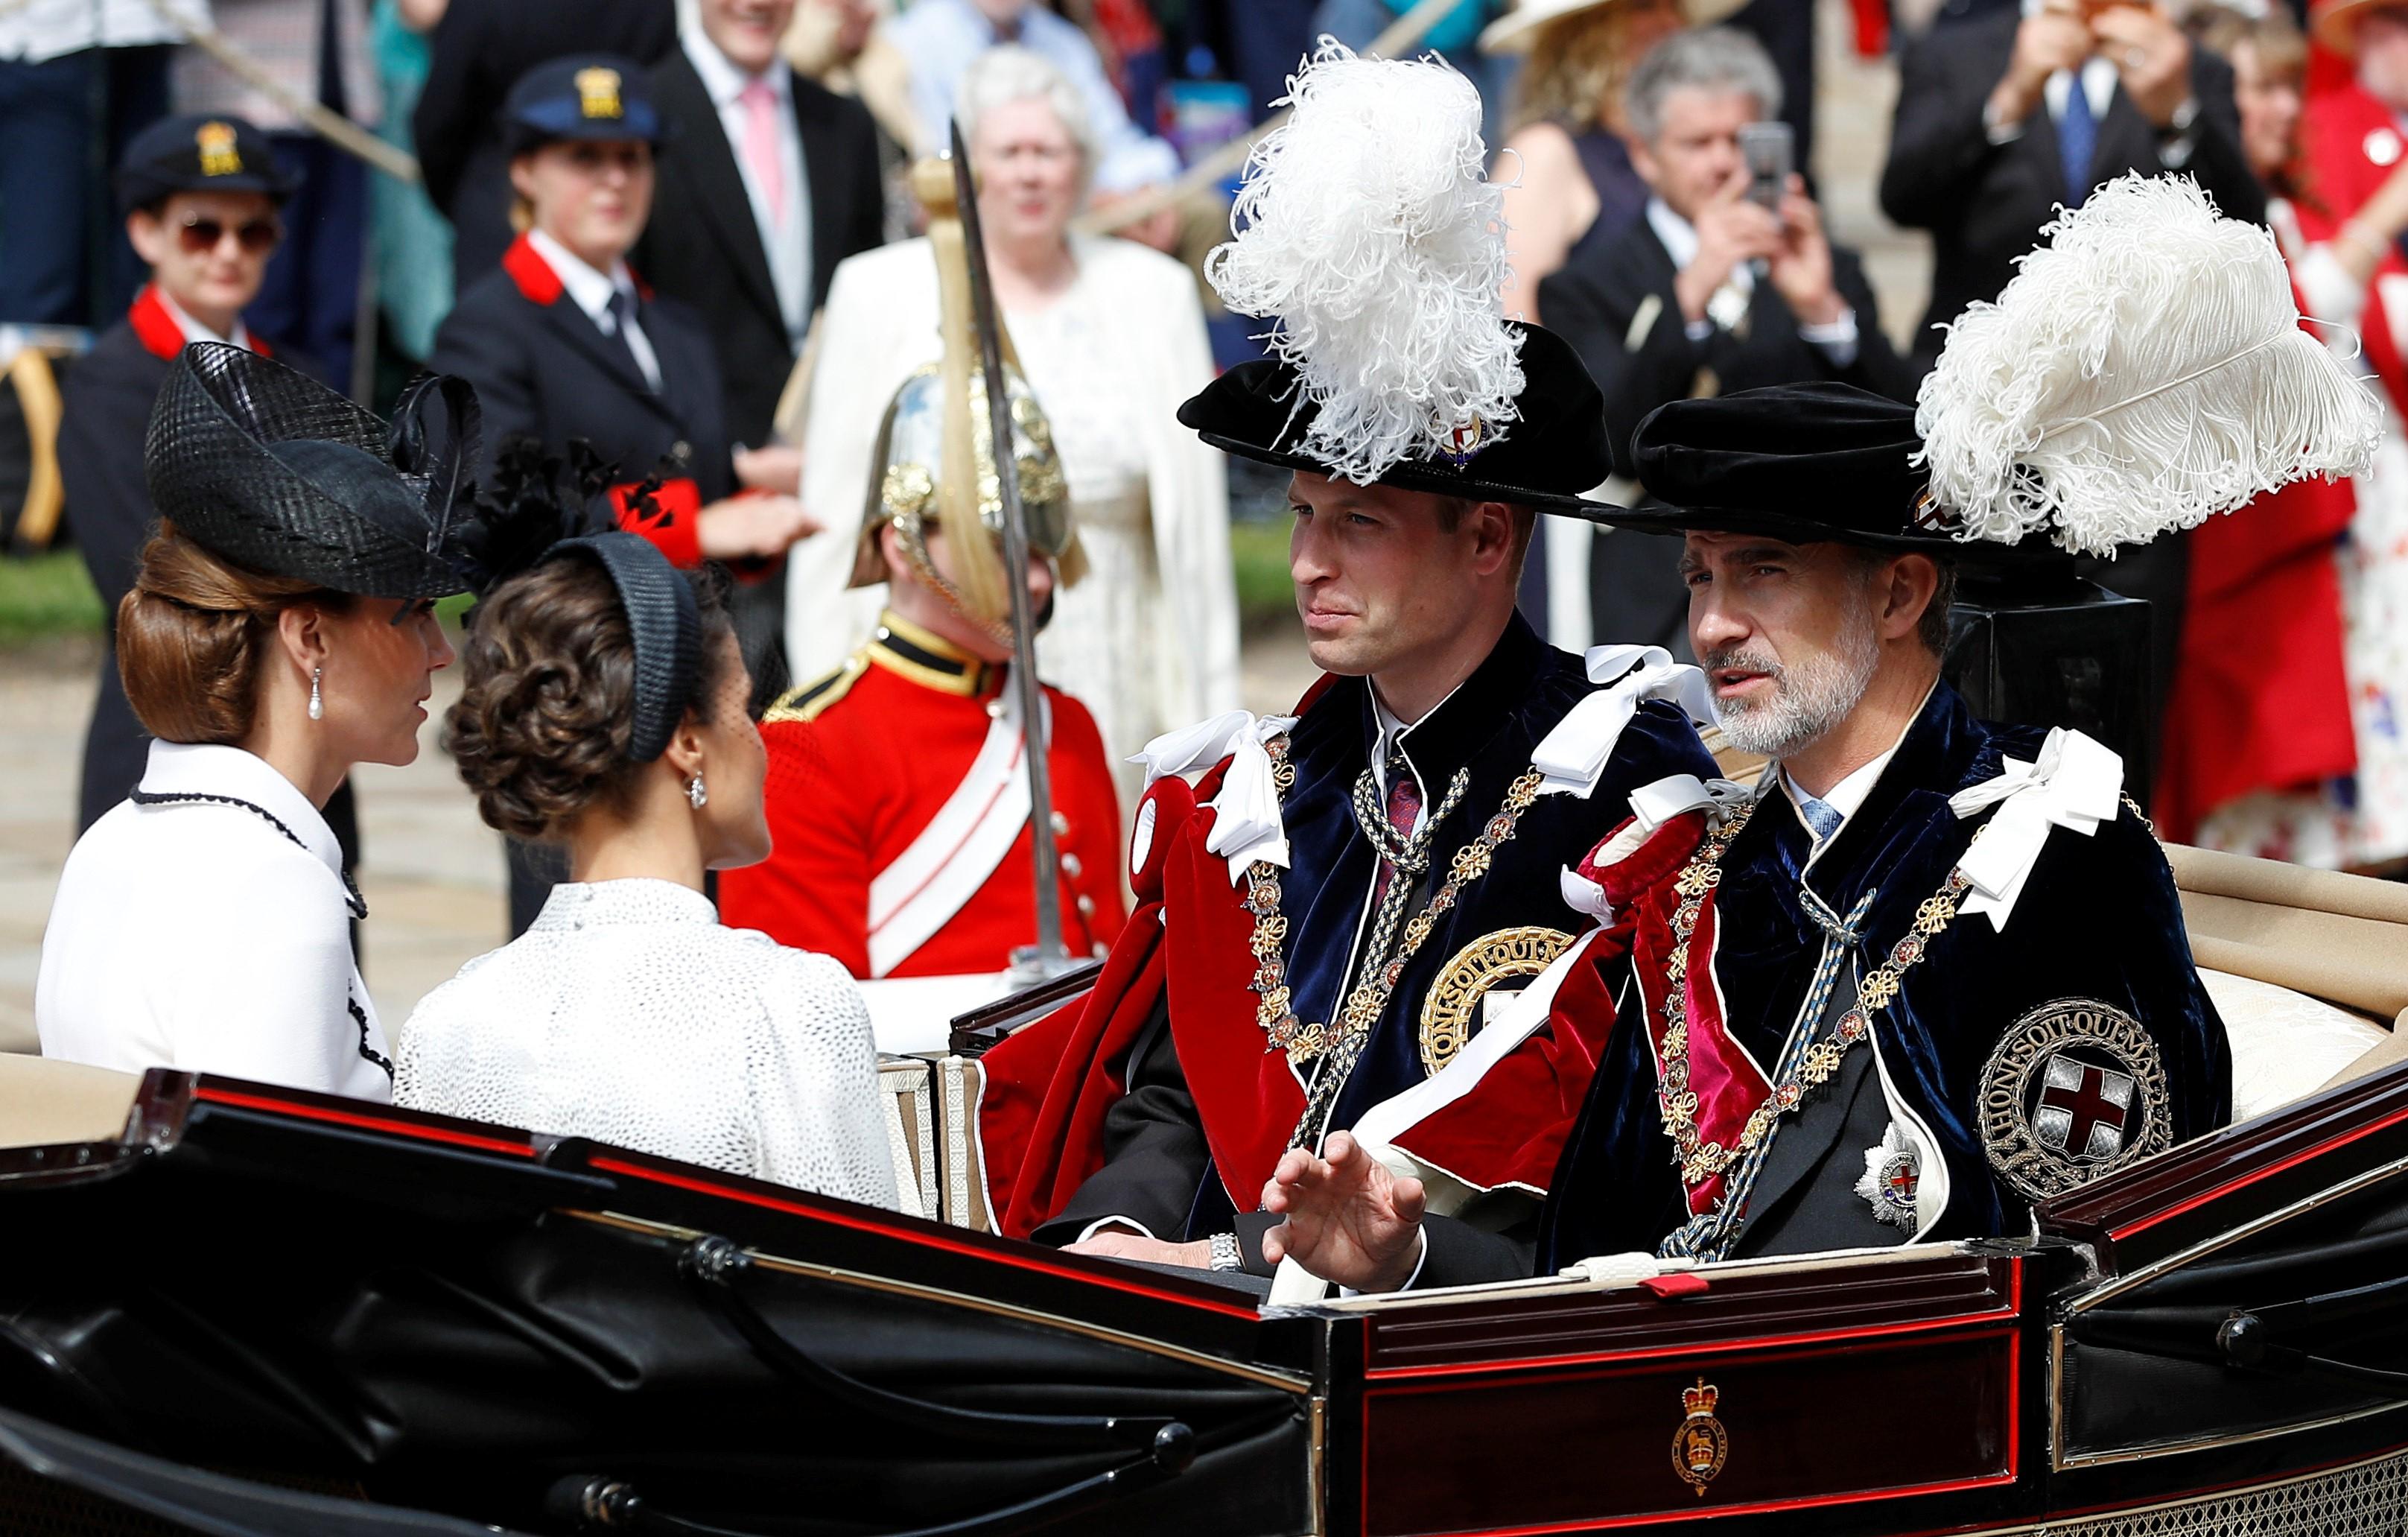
[308,666,323,721]
[687,774,708,810]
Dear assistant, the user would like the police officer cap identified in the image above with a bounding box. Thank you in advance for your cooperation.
[503,54,665,156]
[115,114,296,216]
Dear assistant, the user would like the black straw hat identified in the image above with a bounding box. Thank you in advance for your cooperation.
[1178,323,1618,519]
[115,114,297,215]
[144,343,480,600]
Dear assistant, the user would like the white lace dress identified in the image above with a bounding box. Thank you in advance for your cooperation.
[395,879,897,1206]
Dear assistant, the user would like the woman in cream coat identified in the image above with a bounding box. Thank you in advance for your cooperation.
[785,46,1239,787]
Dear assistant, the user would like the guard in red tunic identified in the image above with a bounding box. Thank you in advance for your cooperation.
[716,301,1127,1018]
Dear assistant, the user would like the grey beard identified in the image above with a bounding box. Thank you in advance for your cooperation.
[1707,621,1881,761]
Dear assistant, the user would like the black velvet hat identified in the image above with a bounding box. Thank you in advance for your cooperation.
[503,55,665,155]
[144,343,480,599]
[1177,322,1619,519]
[115,114,297,215]
[1612,382,2056,562]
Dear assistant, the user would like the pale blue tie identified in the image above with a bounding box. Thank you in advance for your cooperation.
[1799,794,1843,844]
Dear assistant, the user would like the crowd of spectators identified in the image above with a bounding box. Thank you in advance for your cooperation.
[6,0,2408,875]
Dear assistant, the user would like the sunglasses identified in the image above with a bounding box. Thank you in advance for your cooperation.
[178,216,282,255]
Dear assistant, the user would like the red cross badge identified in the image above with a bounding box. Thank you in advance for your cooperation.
[2035,1056,2136,1160]
[1977,998,2172,1202]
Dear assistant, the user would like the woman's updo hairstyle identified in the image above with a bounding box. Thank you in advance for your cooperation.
[445,552,734,841]
[116,522,355,745]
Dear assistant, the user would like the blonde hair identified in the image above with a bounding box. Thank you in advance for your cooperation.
[116,524,352,745]
[1511,6,1656,134]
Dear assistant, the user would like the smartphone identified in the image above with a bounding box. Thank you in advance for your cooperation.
[1738,121,1793,214]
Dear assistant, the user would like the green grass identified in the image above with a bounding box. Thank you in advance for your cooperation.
[1230,521,1294,633]
[0,551,104,645]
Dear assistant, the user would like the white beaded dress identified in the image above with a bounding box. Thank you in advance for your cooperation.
[395,878,897,1205]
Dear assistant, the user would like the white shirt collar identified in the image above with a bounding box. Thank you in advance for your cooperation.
[1777,675,1942,832]
[527,227,637,326]
[157,288,251,351]
[136,740,342,878]
[682,23,790,110]
[1646,197,1700,270]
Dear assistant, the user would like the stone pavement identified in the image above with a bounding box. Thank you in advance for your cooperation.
[0,0,1925,1051]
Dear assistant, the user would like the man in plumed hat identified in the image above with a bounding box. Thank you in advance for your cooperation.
[970,44,1718,1284]
[1259,175,2377,1291]
[59,114,331,837]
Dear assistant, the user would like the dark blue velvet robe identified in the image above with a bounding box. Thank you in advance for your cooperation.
[1537,681,2233,1268]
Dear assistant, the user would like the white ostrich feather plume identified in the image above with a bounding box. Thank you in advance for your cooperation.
[1203,39,1521,487]
[1915,174,2380,556]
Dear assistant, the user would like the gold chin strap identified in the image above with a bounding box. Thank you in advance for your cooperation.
[890,508,1015,650]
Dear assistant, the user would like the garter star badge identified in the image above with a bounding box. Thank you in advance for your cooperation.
[1417,925,1573,1076]
[1671,1378,1728,1497]
[1977,998,2171,1202]
[1853,1121,1923,1234]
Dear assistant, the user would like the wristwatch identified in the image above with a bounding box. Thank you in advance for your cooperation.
[1209,1232,1244,1272]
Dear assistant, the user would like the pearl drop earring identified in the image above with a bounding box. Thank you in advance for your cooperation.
[308,666,323,721]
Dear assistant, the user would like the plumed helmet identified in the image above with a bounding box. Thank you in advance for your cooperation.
[848,358,1081,627]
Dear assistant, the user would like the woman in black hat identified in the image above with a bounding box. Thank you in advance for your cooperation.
[427,54,813,590]
[60,112,320,839]
[394,520,897,1206]
[35,345,479,1104]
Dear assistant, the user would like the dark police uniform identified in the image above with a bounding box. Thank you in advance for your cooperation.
[59,114,358,864]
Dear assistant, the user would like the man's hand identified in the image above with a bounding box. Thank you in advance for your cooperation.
[1989,0,2091,130]
[1259,1132,1426,1293]
[696,493,821,561]
[2091,4,2193,130]
[1063,1228,1214,1269]
[1766,175,1846,328]
[1673,169,1782,325]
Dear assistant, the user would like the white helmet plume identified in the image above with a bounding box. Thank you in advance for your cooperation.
[1204,39,1522,488]
[1915,174,2380,556]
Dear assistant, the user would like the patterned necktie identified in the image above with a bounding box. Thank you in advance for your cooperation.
[1370,752,1424,914]
[740,79,788,226]
[1799,793,1844,845]
[2059,68,2098,209]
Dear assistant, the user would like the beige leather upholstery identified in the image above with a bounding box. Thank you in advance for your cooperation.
[0,1053,139,1149]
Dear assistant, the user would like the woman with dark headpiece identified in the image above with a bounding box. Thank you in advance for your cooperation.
[35,343,479,1102]
[394,512,896,1207]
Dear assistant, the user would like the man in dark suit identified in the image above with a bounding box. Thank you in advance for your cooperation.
[1541,28,1919,657]
[635,0,887,687]
[1880,0,2264,367]
[413,0,678,292]
[1878,0,2264,741]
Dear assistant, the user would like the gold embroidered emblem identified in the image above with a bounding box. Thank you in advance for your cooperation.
[196,121,242,177]
[1671,1378,1729,1496]
[1978,998,2171,1202]
[1417,926,1574,1076]
[575,67,625,120]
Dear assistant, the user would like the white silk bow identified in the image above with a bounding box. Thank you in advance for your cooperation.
[1531,644,1719,800]
[1945,727,2123,932]
[1558,773,1758,921]
[1128,710,1300,884]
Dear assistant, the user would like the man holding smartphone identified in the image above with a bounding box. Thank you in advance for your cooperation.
[1539,28,1917,656]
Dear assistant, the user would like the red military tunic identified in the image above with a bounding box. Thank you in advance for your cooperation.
[719,612,1128,978]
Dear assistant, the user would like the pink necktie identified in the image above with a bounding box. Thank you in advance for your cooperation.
[739,80,787,226]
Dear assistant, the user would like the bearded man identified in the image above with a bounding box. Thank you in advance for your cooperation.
[1257,177,2378,1293]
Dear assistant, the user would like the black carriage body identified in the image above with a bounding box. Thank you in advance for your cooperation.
[1,1066,2404,1537]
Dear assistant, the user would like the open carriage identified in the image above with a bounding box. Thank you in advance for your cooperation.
[1,843,2405,1537]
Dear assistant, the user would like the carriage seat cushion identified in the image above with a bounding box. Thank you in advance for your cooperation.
[2199,969,2387,1123]
[0,1053,139,1148]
